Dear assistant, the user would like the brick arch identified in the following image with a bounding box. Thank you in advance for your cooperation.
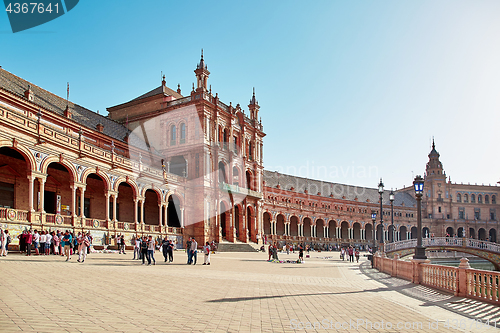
[140,185,163,201]
[165,191,185,207]
[113,177,139,197]
[0,140,36,172]
[81,168,111,191]
[40,156,78,182]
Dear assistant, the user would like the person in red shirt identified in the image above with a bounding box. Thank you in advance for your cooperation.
[26,230,33,256]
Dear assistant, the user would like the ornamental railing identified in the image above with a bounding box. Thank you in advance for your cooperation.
[374,254,500,305]
[384,237,500,254]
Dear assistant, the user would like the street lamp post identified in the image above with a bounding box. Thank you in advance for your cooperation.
[378,178,384,249]
[371,210,377,267]
[390,190,395,242]
[413,175,427,259]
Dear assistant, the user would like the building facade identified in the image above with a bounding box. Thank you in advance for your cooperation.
[0,56,498,249]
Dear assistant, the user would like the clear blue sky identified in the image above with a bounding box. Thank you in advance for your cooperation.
[2,0,499,189]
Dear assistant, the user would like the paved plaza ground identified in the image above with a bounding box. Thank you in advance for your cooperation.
[0,250,499,333]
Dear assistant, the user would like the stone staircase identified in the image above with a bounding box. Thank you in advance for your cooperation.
[217,240,259,252]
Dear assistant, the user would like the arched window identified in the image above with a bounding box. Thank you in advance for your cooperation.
[456,193,461,202]
[478,195,482,203]
[464,194,468,203]
[485,195,490,204]
[170,125,176,145]
[471,194,476,203]
[493,195,497,204]
[180,123,186,144]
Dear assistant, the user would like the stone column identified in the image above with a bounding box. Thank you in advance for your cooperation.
[38,177,45,212]
[80,187,85,218]
[159,204,163,226]
[310,225,314,237]
[140,200,145,224]
[112,194,117,221]
[134,199,138,224]
[164,204,168,227]
[180,207,185,228]
[28,175,35,212]
[105,192,110,221]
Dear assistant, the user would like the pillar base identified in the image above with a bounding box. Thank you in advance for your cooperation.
[413,246,427,260]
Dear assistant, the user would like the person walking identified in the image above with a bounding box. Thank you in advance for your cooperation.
[161,236,169,262]
[167,240,174,263]
[0,229,4,256]
[140,236,148,265]
[348,246,354,262]
[147,235,156,266]
[119,235,126,254]
[203,241,211,265]
[133,236,140,260]
[190,238,198,265]
[1,230,10,256]
[355,248,360,263]
[268,243,273,260]
[186,237,193,264]
[298,244,304,261]
[62,231,72,261]
[78,233,90,262]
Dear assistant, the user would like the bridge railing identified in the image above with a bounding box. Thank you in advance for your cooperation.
[374,254,500,305]
[385,237,500,254]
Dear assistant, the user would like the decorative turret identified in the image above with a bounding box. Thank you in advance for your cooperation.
[194,49,210,92]
[425,138,445,178]
[248,87,260,120]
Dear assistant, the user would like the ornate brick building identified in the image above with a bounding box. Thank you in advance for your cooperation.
[0,53,265,247]
[0,55,498,249]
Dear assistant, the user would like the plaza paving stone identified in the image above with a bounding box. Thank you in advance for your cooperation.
[0,250,499,332]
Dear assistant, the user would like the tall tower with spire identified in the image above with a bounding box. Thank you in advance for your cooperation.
[248,87,260,121]
[194,49,210,92]
[423,139,448,221]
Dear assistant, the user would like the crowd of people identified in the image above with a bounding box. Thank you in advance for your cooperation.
[0,229,92,262]
[267,242,363,263]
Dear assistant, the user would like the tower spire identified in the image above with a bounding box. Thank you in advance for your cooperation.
[194,49,210,91]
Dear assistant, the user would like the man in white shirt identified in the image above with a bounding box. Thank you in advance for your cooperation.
[33,230,40,255]
[45,232,52,255]
[39,231,47,255]
[190,238,198,265]
[147,236,156,265]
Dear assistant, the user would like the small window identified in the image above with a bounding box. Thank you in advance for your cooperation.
[493,195,497,204]
[459,208,465,219]
[456,193,461,202]
[485,195,490,204]
[180,123,186,144]
[170,125,176,145]
[471,194,475,203]
[464,194,469,203]
[474,208,480,220]
[478,194,482,203]
[438,207,441,213]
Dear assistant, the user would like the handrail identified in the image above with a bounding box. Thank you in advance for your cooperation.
[385,237,500,254]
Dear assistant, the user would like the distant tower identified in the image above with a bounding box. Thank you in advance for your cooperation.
[248,88,260,120]
[194,49,210,92]
[425,139,445,178]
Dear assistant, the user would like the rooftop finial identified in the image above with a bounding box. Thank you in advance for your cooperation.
[432,136,435,150]
[201,48,204,59]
